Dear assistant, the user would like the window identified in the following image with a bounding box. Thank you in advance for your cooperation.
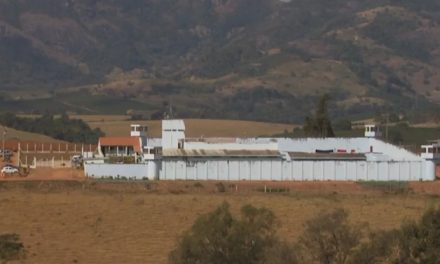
[178,142,184,149]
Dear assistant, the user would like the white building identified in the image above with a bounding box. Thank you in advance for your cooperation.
[162,120,185,149]
[83,124,161,179]
[160,122,437,181]
[84,120,439,181]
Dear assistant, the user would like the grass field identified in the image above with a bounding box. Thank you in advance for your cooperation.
[83,117,297,137]
[0,181,438,264]
[18,115,297,137]
[4,126,64,143]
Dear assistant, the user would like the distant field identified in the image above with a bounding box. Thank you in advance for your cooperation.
[70,115,129,122]
[412,122,440,128]
[0,181,438,264]
[83,117,297,137]
[3,126,63,143]
[11,115,440,146]
[6,115,298,142]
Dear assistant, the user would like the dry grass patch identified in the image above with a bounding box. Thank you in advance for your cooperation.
[84,118,296,137]
[0,183,437,264]
[4,127,63,143]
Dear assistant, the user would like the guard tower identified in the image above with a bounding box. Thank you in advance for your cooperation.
[364,124,382,138]
[421,141,440,180]
[162,120,185,149]
[421,142,440,160]
[130,124,147,137]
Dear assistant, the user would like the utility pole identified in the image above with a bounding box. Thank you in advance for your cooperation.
[169,102,173,119]
[385,113,389,141]
[1,126,6,161]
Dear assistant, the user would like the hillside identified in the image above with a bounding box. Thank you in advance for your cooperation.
[3,126,63,143]
[1,0,440,122]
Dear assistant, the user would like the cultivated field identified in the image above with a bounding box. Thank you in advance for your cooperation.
[0,181,439,264]
[81,117,297,137]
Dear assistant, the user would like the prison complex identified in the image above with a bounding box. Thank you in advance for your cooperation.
[83,120,439,181]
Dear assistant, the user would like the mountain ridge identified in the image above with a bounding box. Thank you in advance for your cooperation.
[1,0,440,123]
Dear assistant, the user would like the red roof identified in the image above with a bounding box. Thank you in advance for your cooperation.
[99,137,142,152]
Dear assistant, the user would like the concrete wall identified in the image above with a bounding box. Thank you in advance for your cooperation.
[161,159,434,181]
[85,162,159,180]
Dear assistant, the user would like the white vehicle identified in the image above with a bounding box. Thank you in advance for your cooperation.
[1,166,19,174]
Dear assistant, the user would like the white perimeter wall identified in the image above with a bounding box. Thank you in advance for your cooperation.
[85,162,159,180]
[161,159,435,181]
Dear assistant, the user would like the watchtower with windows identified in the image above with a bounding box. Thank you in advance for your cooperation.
[364,124,381,138]
[130,124,147,137]
[421,143,440,160]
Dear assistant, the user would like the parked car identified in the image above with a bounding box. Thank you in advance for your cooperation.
[1,165,19,174]
[0,149,13,156]
[71,155,83,163]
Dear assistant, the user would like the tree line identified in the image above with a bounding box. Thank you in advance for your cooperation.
[0,113,104,144]
[170,203,440,264]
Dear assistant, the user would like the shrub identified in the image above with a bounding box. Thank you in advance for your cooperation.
[351,206,440,263]
[0,233,24,262]
[298,209,362,264]
[169,202,294,264]
[215,182,226,193]
[193,182,204,188]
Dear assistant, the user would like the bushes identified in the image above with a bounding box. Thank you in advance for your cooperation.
[0,233,24,262]
[169,202,283,264]
[297,209,362,264]
[170,205,440,264]
[215,182,226,193]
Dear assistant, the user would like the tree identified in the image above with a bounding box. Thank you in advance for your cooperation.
[169,202,296,264]
[350,230,401,264]
[303,94,335,137]
[0,233,24,262]
[264,241,299,264]
[395,207,440,263]
[297,209,362,264]
[351,207,440,264]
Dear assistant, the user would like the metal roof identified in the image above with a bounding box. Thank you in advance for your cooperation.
[288,152,366,161]
[163,149,281,158]
[184,138,237,143]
